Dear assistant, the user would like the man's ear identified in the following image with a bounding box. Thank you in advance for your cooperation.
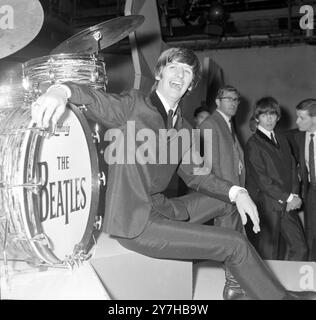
[215,98,220,107]
[155,74,161,80]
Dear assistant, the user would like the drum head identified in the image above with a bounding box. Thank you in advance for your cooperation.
[26,105,100,264]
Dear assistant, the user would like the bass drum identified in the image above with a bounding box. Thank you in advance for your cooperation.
[0,104,104,266]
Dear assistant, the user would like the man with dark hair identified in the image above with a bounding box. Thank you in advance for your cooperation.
[295,98,316,261]
[193,106,210,128]
[31,48,316,299]
[245,97,307,261]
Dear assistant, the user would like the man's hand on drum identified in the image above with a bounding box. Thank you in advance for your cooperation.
[32,86,69,131]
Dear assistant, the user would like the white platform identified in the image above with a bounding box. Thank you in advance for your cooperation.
[0,260,110,300]
[1,231,315,300]
[90,233,193,300]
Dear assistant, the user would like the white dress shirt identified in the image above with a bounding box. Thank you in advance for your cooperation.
[305,130,316,182]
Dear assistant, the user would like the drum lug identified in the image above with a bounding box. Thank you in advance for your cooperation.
[92,123,100,144]
[94,216,103,230]
[92,130,100,144]
[99,171,106,186]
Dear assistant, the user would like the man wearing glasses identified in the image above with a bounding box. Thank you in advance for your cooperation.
[198,85,246,299]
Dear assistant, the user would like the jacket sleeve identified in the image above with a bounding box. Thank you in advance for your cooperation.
[245,139,289,203]
[291,154,300,195]
[177,128,232,203]
[65,82,135,128]
[199,119,221,175]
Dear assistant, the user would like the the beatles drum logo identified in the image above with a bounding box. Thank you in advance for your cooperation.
[37,160,87,225]
[35,110,92,237]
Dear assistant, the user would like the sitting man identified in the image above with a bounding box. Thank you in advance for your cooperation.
[32,47,316,300]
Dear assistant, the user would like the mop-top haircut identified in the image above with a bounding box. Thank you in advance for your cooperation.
[152,47,201,92]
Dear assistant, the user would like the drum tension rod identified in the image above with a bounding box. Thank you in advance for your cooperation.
[0,181,42,192]
[0,127,48,136]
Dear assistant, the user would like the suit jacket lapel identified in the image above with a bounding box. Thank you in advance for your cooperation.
[256,129,280,149]
[150,91,168,127]
[214,111,232,137]
[174,105,183,130]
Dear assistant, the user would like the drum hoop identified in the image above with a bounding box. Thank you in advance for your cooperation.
[23,53,98,68]
[22,105,100,264]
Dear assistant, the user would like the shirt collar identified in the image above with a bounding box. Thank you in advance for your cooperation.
[216,109,231,126]
[156,90,178,115]
[257,125,275,138]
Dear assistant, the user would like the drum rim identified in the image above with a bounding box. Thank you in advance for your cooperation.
[23,104,100,264]
[23,53,99,68]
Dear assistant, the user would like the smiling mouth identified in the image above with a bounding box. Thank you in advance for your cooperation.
[169,81,183,90]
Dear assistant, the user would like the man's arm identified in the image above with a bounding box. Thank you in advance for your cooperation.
[178,149,260,233]
[32,82,135,129]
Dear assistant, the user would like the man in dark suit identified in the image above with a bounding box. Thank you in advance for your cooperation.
[32,48,316,299]
[295,99,316,261]
[245,97,307,261]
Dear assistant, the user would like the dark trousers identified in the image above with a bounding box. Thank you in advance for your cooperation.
[117,193,286,300]
[305,184,316,261]
[246,195,308,261]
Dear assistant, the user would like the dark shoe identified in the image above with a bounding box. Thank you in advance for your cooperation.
[223,268,250,300]
[284,290,316,300]
[223,283,251,300]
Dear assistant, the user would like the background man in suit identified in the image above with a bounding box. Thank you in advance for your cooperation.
[295,99,316,261]
[245,97,307,261]
[31,48,316,299]
[197,86,247,298]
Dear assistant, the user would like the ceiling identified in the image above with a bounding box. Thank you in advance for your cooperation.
[37,0,316,51]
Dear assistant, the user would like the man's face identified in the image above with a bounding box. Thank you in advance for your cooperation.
[257,112,278,131]
[156,61,193,105]
[216,91,240,118]
[296,109,316,132]
[195,111,210,126]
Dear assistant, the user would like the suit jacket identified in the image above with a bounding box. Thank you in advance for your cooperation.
[245,130,299,208]
[294,130,309,199]
[199,110,245,186]
[66,83,233,238]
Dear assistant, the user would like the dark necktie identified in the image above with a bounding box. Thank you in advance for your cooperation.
[229,119,236,142]
[270,132,278,147]
[309,133,316,184]
[167,109,174,129]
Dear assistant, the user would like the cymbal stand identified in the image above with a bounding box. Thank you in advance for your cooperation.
[93,31,102,57]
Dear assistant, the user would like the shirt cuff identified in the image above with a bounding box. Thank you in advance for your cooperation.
[47,84,72,99]
[286,193,298,203]
[229,186,247,202]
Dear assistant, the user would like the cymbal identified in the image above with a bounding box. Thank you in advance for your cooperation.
[51,15,145,55]
[0,0,43,59]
